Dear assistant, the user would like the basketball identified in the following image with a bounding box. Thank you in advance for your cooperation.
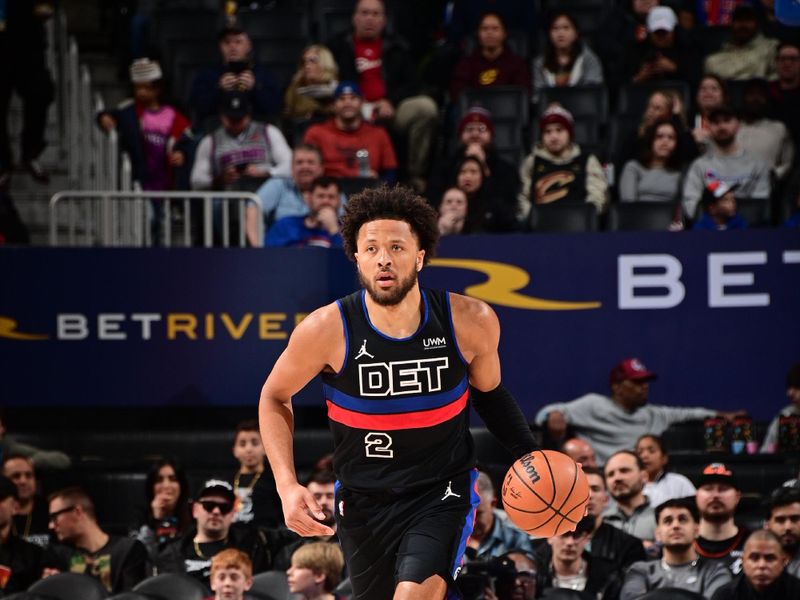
[501,450,589,538]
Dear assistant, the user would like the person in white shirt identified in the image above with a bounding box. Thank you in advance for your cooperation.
[636,433,696,508]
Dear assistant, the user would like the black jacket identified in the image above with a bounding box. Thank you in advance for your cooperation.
[0,532,44,594]
[711,571,800,600]
[591,521,647,572]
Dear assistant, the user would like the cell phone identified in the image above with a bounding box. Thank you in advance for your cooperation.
[227,60,249,75]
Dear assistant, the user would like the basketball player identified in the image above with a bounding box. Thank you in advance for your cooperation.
[259,185,538,600]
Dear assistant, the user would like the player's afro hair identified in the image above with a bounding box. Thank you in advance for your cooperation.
[341,184,439,264]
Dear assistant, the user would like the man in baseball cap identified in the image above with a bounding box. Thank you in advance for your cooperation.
[695,463,747,575]
[0,474,44,594]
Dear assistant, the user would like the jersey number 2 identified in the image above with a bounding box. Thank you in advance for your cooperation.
[364,432,393,459]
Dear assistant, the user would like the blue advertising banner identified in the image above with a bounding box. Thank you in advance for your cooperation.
[2,230,798,420]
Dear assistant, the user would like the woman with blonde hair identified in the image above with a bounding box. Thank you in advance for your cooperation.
[284,45,339,120]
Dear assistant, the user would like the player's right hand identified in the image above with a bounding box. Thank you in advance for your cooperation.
[281,483,335,537]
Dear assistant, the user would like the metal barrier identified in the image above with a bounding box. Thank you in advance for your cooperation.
[50,191,263,248]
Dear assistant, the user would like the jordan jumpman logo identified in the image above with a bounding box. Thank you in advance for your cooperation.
[355,339,374,360]
[442,481,461,500]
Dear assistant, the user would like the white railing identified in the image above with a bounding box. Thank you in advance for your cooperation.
[50,191,263,248]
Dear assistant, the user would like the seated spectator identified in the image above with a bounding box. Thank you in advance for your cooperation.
[445,1,537,48]
[535,357,742,465]
[764,483,800,578]
[497,550,538,600]
[691,74,729,151]
[266,176,343,248]
[327,0,438,192]
[704,5,779,80]
[768,42,800,154]
[737,78,794,180]
[190,91,292,192]
[761,363,800,453]
[283,45,339,121]
[693,180,748,231]
[629,6,696,86]
[711,530,800,599]
[0,474,44,594]
[561,438,598,469]
[188,25,281,127]
[156,479,294,587]
[231,420,281,529]
[603,451,657,547]
[2,454,50,547]
[454,154,518,233]
[210,548,254,600]
[466,471,533,560]
[619,119,685,205]
[695,463,749,576]
[682,105,771,220]
[594,0,658,92]
[636,434,696,508]
[0,408,70,470]
[286,541,345,600]
[535,515,623,600]
[533,11,603,104]
[437,187,468,236]
[519,105,608,217]
[303,82,397,183]
[133,458,192,566]
[45,486,148,593]
[620,498,732,599]
[98,58,191,192]
[450,12,530,101]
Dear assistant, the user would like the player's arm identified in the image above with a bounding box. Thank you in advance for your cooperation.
[258,303,342,537]
[450,293,538,458]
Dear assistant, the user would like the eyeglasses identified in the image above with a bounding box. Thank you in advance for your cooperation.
[198,500,233,515]
[463,124,488,133]
[48,505,76,522]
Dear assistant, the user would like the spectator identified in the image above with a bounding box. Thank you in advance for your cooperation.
[286,542,345,600]
[283,45,339,121]
[0,1,55,185]
[693,180,749,231]
[535,357,742,465]
[2,454,50,547]
[98,59,192,193]
[533,11,603,103]
[156,479,294,587]
[45,486,148,594]
[450,12,530,101]
[453,154,518,233]
[327,0,438,192]
[188,25,281,126]
[467,471,533,560]
[266,176,343,248]
[620,498,732,599]
[231,420,281,529]
[133,458,192,567]
[0,409,70,470]
[437,187,468,236]
[711,530,800,599]
[190,91,292,192]
[629,6,696,86]
[561,438,598,469]
[619,119,685,205]
[303,82,398,183]
[764,483,800,577]
[496,550,537,600]
[636,434,696,508]
[736,78,794,180]
[210,548,254,600]
[603,450,657,546]
[761,363,800,453]
[519,105,608,217]
[682,105,771,220]
[768,42,800,155]
[691,74,729,151]
[0,474,44,594]
[445,1,538,47]
[695,463,749,576]
[704,5,779,81]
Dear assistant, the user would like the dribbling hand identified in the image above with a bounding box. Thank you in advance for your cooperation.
[281,483,335,537]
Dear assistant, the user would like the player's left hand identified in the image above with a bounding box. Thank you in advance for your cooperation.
[281,483,335,537]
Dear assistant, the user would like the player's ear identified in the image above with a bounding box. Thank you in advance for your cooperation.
[416,250,425,271]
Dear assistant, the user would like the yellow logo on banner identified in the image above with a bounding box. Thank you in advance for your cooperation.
[428,259,601,311]
[0,317,48,340]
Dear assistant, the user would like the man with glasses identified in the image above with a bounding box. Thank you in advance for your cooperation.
[44,486,147,594]
[156,479,294,587]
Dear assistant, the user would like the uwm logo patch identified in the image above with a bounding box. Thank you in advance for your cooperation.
[358,357,449,397]
[423,336,446,349]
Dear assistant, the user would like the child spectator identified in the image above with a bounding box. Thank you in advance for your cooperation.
[283,45,339,121]
[209,548,254,600]
[619,119,684,205]
[437,187,468,236]
[636,434,696,508]
[286,542,345,600]
[693,180,748,231]
[231,420,282,529]
[519,105,608,217]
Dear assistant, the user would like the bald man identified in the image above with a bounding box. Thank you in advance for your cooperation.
[562,438,598,468]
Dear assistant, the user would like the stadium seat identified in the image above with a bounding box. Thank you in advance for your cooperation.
[541,588,591,600]
[250,571,290,600]
[338,177,381,198]
[152,9,221,52]
[28,573,109,600]
[529,203,599,233]
[458,86,530,123]
[312,0,357,42]
[538,85,608,123]
[736,198,772,227]
[239,9,310,43]
[606,114,640,167]
[133,573,209,600]
[698,25,732,58]
[107,594,153,600]
[254,40,308,90]
[607,202,678,231]
[616,81,692,117]
[634,589,705,600]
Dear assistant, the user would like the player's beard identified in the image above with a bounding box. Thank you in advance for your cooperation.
[359,267,418,307]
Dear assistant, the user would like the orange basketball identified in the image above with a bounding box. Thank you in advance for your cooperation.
[501,450,589,538]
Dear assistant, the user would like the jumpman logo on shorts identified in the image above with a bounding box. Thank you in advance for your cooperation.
[441,481,461,500]
[355,339,374,360]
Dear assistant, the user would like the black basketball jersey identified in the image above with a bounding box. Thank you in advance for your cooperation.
[321,288,475,493]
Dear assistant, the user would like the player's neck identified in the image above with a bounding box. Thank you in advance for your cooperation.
[364,285,423,338]
[699,518,737,541]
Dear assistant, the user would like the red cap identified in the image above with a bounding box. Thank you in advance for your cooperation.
[609,358,657,385]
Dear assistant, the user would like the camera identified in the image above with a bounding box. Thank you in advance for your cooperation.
[457,557,519,600]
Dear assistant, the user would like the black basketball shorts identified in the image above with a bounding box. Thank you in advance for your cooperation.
[334,469,479,600]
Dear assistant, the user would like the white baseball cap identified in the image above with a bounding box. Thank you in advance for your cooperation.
[647,6,678,33]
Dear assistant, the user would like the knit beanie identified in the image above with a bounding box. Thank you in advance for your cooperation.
[457,106,495,137]
[539,105,574,139]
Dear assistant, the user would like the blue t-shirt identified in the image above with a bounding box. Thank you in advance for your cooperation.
[693,213,748,231]
[265,216,343,248]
